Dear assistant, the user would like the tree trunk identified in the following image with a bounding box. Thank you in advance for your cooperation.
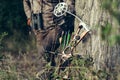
[75,0,120,71]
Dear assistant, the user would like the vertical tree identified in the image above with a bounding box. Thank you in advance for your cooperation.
[75,0,120,79]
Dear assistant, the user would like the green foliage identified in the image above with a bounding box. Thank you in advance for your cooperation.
[0,55,18,80]
[101,23,112,40]
[0,32,7,62]
[38,55,110,80]
[0,70,17,80]
[0,53,38,80]
[101,22,120,45]
[101,0,120,45]
[70,56,108,80]
[101,0,120,24]
[0,32,8,50]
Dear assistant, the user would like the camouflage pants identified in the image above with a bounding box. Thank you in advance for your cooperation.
[35,26,62,69]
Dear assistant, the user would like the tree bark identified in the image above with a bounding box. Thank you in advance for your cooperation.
[75,0,120,71]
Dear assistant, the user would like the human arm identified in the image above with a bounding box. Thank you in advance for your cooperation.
[23,0,31,25]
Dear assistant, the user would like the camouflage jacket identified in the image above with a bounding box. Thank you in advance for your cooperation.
[23,0,75,28]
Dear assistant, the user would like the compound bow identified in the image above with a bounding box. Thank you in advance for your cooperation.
[54,2,90,61]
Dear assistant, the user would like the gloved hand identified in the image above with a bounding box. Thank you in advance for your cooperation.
[27,18,31,26]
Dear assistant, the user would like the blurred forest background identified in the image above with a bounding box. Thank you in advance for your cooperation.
[0,0,120,80]
[0,0,36,53]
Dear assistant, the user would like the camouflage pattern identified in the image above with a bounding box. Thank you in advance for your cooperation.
[23,0,42,19]
[23,0,75,73]
[23,0,75,28]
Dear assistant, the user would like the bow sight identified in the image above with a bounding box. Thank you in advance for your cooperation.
[54,2,90,61]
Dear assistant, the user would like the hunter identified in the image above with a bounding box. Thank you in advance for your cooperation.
[23,0,75,71]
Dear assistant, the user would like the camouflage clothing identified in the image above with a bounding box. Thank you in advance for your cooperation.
[23,0,75,29]
[23,0,75,73]
[23,0,42,19]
